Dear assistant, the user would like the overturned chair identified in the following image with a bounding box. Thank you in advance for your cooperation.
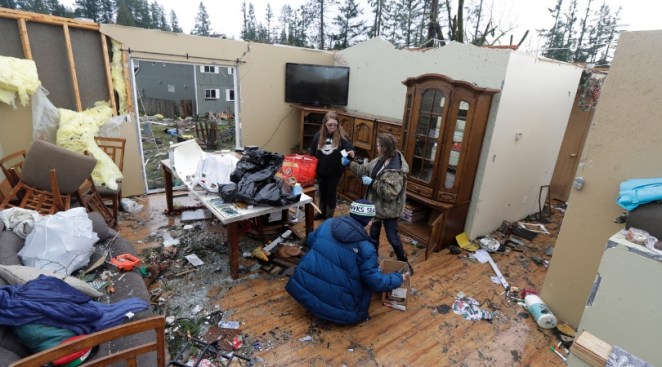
[0,140,113,225]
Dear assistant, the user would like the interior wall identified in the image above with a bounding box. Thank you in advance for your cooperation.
[541,30,662,327]
[338,38,581,239]
[101,24,335,158]
[337,37,509,119]
[467,53,582,237]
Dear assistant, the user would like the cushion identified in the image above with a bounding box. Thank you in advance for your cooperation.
[12,323,76,353]
[0,265,103,298]
[88,211,112,241]
[0,231,24,266]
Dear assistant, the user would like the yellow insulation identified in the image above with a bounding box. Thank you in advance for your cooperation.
[0,56,40,107]
[56,102,123,190]
[111,40,128,115]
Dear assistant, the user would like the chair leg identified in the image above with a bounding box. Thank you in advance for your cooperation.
[112,196,119,223]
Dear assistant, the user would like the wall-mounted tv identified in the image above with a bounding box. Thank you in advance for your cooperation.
[285,63,350,106]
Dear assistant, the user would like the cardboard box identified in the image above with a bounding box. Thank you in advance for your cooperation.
[379,259,410,311]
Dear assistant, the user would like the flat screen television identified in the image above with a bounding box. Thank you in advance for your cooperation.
[285,63,350,106]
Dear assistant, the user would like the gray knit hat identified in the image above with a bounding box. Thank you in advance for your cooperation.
[349,199,376,226]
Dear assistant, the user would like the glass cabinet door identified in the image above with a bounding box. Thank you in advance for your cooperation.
[410,88,446,183]
[443,100,470,189]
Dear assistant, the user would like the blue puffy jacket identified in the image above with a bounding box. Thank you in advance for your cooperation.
[285,216,403,325]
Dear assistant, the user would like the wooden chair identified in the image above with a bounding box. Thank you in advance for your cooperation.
[0,149,27,203]
[9,315,166,367]
[0,149,26,188]
[77,176,116,228]
[94,136,126,223]
[194,120,218,150]
[0,140,96,215]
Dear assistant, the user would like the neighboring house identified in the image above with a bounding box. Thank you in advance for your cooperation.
[195,64,235,116]
[134,60,196,117]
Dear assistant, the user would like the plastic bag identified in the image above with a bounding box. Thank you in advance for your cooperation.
[31,86,60,143]
[218,183,238,203]
[194,152,239,193]
[98,115,128,138]
[19,208,99,275]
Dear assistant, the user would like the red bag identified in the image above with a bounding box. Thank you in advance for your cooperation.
[279,154,317,186]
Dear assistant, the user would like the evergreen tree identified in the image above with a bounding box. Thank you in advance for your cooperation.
[98,0,115,23]
[390,0,423,47]
[277,4,294,44]
[0,0,17,9]
[241,2,258,41]
[191,1,211,36]
[265,3,274,43]
[47,0,71,16]
[74,0,100,22]
[115,0,135,26]
[170,9,182,32]
[332,0,367,49]
[21,0,51,14]
[368,0,389,37]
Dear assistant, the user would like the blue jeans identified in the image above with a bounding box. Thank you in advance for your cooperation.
[370,218,407,261]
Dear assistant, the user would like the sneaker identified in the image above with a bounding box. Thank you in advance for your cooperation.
[406,260,415,276]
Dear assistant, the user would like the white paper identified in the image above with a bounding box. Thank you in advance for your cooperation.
[185,253,204,266]
[473,249,490,263]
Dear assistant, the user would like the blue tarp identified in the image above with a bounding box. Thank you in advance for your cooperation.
[616,178,662,211]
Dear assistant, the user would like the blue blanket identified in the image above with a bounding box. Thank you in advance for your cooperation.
[0,275,149,335]
[616,178,662,211]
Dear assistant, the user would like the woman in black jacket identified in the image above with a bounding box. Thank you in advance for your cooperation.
[309,111,354,219]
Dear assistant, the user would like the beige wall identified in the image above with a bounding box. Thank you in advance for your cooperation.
[0,105,33,175]
[541,30,662,326]
[338,38,581,239]
[101,25,335,195]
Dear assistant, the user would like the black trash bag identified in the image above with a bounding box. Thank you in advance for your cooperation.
[230,148,283,184]
[218,183,238,203]
[253,177,301,207]
[232,149,291,205]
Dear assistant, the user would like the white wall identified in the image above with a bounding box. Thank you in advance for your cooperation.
[337,37,509,119]
[339,37,581,239]
[468,53,582,237]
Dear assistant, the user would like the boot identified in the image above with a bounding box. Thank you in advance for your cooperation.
[398,256,414,276]
[326,205,336,218]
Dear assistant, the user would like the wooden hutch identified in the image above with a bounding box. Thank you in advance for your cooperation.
[292,73,498,258]
[400,74,499,258]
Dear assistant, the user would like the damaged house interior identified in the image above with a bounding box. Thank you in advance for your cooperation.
[0,7,660,367]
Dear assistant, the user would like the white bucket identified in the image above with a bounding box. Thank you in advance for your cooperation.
[525,294,557,329]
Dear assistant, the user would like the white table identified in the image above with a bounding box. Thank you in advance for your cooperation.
[161,159,314,279]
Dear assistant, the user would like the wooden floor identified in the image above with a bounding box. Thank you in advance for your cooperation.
[120,192,568,367]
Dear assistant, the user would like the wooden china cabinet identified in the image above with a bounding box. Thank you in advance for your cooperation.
[399,74,499,258]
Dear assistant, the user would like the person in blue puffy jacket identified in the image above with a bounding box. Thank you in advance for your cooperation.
[285,199,407,325]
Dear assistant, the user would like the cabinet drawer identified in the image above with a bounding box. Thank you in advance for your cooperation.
[377,123,401,136]
[436,191,457,203]
[408,182,433,198]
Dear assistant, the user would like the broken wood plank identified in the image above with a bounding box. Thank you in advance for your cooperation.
[570,331,611,367]
[17,18,31,59]
[62,24,82,112]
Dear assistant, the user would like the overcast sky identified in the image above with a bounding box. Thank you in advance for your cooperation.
[62,0,658,50]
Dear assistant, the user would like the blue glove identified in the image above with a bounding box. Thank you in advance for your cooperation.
[362,176,372,185]
[341,157,350,166]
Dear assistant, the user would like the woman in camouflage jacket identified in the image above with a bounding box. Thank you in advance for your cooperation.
[345,133,413,273]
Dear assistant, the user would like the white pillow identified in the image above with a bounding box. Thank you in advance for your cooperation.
[0,265,103,298]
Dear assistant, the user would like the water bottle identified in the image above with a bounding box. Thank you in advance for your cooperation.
[521,288,557,329]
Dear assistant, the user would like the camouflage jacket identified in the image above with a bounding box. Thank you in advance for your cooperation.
[349,151,408,219]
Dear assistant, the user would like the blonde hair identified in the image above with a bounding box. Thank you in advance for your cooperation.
[317,110,348,149]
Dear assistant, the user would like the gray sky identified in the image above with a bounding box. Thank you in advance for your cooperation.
[63,0,658,51]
